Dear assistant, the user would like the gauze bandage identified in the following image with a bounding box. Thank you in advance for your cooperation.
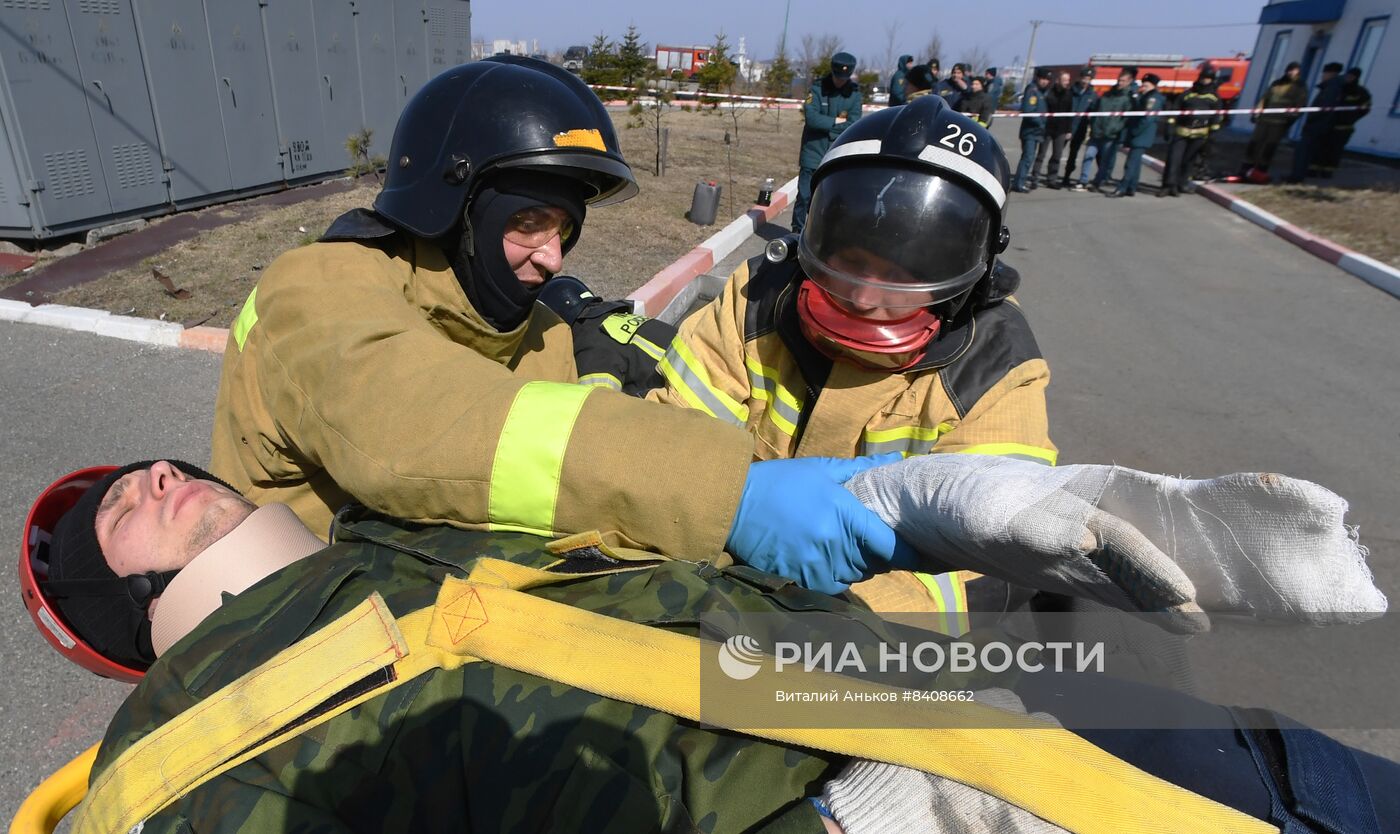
[845,455,1386,626]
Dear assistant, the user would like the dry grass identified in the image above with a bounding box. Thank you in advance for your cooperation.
[51,107,802,327]
[1243,184,1400,269]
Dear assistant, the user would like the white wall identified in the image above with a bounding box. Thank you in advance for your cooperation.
[1237,0,1398,158]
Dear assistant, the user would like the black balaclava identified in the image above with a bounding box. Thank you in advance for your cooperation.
[446,170,589,332]
[45,459,236,671]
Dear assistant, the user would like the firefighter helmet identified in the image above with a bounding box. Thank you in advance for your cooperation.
[374,55,638,240]
[795,95,1011,369]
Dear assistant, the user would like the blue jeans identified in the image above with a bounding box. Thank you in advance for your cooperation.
[1119,147,1146,194]
[792,166,815,233]
[1089,137,1120,185]
[1014,132,1044,189]
[1076,142,1098,183]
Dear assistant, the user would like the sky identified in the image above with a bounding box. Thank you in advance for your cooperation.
[470,0,1264,70]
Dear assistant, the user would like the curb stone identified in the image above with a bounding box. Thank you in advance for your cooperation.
[627,175,799,316]
[1143,154,1400,300]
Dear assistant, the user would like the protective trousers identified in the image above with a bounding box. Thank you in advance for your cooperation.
[1165,136,1208,190]
[1245,122,1291,171]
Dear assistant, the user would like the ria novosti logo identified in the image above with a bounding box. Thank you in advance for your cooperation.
[718,634,764,680]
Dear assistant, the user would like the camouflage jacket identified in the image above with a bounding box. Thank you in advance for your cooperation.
[88,510,921,833]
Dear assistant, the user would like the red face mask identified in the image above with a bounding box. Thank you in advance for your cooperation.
[796,282,941,371]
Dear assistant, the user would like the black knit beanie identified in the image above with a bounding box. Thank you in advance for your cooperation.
[45,459,237,670]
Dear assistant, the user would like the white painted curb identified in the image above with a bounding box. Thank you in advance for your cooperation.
[1,300,186,347]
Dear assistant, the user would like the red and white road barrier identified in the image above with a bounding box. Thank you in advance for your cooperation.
[627,176,799,316]
[1140,155,1400,300]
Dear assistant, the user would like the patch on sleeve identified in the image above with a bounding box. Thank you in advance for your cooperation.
[602,312,649,345]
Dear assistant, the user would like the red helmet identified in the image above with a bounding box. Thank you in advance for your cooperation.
[19,466,145,683]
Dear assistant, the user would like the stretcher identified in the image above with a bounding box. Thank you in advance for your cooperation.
[10,743,96,834]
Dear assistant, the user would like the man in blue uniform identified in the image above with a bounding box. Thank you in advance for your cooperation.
[888,54,914,106]
[794,51,864,233]
[1011,68,1051,192]
[1114,73,1165,198]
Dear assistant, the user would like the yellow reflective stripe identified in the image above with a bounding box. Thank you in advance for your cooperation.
[658,338,749,427]
[577,372,622,391]
[743,355,803,437]
[231,286,259,352]
[954,443,1058,466]
[487,382,593,536]
[913,571,970,637]
[631,333,666,362]
[860,422,957,457]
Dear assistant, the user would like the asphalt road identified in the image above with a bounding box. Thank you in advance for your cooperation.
[2,122,1398,822]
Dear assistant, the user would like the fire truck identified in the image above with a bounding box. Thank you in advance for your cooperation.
[1082,53,1250,103]
[655,45,711,79]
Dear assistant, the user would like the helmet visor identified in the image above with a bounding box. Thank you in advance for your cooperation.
[798,165,993,311]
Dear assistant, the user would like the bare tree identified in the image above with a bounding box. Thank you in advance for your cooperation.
[880,22,900,76]
[798,33,842,84]
[957,44,993,76]
[922,31,944,70]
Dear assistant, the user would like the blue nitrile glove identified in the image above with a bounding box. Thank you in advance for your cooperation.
[726,454,915,595]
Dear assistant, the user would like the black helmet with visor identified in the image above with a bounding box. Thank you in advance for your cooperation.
[798,95,1010,320]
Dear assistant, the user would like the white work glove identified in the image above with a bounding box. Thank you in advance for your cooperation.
[845,455,1387,631]
[821,689,1067,834]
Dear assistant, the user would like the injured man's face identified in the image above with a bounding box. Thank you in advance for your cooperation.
[95,461,255,576]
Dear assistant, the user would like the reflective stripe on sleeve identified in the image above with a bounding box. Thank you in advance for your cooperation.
[915,571,971,638]
[577,372,622,391]
[953,443,1058,466]
[743,355,804,437]
[487,382,595,536]
[658,338,749,427]
[631,333,666,362]
[860,422,957,457]
[232,286,259,352]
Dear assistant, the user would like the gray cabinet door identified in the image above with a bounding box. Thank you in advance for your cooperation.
[310,0,361,172]
[261,0,324,179]
[64,0,167,214]
[352,0,394,157]
[204,0,282,191]
[424,1,468,77]
[391,0,427,107]
[130,0,231,202]
[0,2,113,228]
[0,106,36,231]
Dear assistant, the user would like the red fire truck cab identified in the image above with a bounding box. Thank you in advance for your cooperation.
[1084,53,1250,103]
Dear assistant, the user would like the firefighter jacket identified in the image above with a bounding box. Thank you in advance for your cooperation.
[74,511,1298,834]
[1256,78,1308,126]
[800,75,864,169]
[647,256,1056,466]
[1301,75,1345,134]
[1335,82,1372,131]
[1123,89,1167,149]
[1017,83,1049,136]
[210,210,751,557]
[1090,87,1133,140]
[1170,86,1222,138]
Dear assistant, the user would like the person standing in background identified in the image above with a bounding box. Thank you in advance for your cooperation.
[888,54,914,106]
[1038,70,1075,189]
[1011,68,1052,193]
[1285,62,1344,184]
[1314,67,1372,177]
[1114,73,1165,198]
[1061,68,1098,190]
[793,51,864,233]
[1242,62,1306,181]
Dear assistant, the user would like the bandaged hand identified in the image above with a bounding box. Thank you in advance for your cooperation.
[845,454,1386,629]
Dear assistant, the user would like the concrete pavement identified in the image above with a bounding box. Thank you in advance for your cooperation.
[2,120,1398,822]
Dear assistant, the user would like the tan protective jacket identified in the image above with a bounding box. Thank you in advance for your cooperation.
[211,233,751,557]
[649,257,1056,465]
[648,256,1055,619]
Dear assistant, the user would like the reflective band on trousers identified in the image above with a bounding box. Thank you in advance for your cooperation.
[744,355,804,437]
[860,423,956,457]
[487,382,594,536]
[659,338,749,427]
[232,286,259,352]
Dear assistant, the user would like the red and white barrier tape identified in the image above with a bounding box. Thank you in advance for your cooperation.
[991,104,1369,118]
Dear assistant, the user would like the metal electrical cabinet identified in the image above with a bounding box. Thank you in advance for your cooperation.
[0,0,471,239]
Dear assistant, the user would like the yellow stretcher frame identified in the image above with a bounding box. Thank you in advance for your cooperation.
[9,743,96,834]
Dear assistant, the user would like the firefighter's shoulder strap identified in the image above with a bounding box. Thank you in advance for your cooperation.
[76,559,1276,834]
